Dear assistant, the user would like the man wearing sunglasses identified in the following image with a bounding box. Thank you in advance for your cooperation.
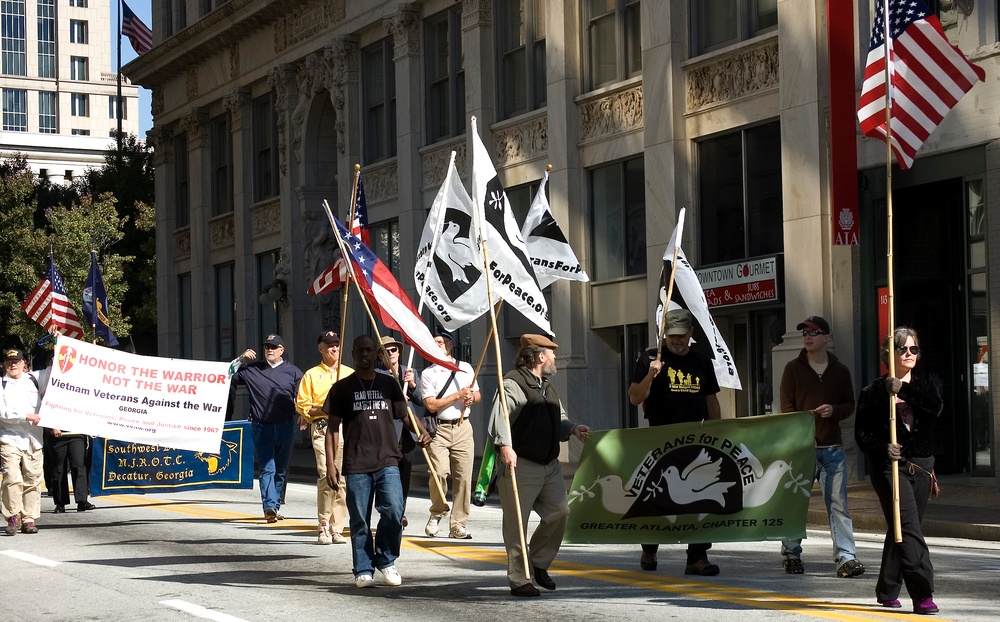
[777,316,864,578]
[231,334,304,523]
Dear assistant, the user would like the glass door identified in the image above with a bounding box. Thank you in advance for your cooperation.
[966,178,993,474]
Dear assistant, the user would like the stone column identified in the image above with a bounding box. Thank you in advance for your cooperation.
[148,125,176,356]
[325,38,360,214]
[179,107,211,359]
[222,87,254,351]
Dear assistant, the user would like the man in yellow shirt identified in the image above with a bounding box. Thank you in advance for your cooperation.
[295,331,354,544]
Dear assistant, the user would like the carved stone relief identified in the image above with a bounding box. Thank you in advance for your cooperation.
[180,107,210,147]
[494,115,548,167]
[222,88,250,130]
[291,53,329,164]
[252,199,282,238]
[302,210,341,330]
[363,161,399,204]
[275,0,346,53]
[210,214,235,249]
[579,86,644,143]
[461,0,492,29]
[686,40,779,112]
[146,127,174,165]
[384,5,419,60]
[150,89,163,117]
[174,228,191,260]
[421,142,468,188]
[323,38,359,155]
[185,67,198,101]
[267,65,296,177]
[229,43,240,79]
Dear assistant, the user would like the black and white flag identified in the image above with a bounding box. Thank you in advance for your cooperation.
[414,155,490,330]
[521,170,589,289]
[471,118,551,335]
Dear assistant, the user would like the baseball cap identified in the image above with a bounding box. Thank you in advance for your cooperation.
[796,316,831,335]
[519,334,558,349]
[435,326,454,342]
[4,348,25,362]
[263,334,284,348]
[318,330,340,345]
[665,309,693,336]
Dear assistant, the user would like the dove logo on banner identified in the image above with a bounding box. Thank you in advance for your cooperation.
[415,156,490,330]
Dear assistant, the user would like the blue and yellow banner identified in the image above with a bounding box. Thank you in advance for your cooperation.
[564,412,816,544]
[90,420,254,496]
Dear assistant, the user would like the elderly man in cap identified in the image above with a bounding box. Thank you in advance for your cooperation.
[231,334,303,522]
[628,308,721,576]
[778,315,863,578]
[1,348,43,535]
[420,327,480,539]
[488,334,590,597]
[375,335,423,529]
[295,330,353,544]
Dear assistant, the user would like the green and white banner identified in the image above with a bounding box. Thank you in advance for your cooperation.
[565,412,816,544]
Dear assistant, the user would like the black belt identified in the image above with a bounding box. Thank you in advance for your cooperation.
[437,419,467,426]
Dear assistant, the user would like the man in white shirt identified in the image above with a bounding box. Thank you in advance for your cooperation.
[1,348,43,535]
[420,328,480,539]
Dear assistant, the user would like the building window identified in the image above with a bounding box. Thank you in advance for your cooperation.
[71,93,89,116]
[425,6,465,143]
[69,19,87,43]
[68,0,87,6]
[70,56,89,80]
[200,0,228,17]
[252,92,278,202]
[257,251,280,345]
[370,219,400,275]
[698,121,782,265]
[2,87,26,131]
[2,0,26,76]
[506,179,542,233]
[71,128,90,135]
[584,0,641,90]
[108,95,126,119]
[690,0,777,55]
[38,91,55,133]
[178,273,192,358]
[37,0,54,77]
[496,0,546,120]
[215,263,235,361]
[590,157,645,280]
[174,133,190,228]
[210,113,232,215]
[362,38,396,163]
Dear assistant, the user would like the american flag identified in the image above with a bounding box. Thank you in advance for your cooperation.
[22,256,84,339]
[857,0,985,169]
[352,172,371,247]
[122,1,153,55]
[306,256,348,295]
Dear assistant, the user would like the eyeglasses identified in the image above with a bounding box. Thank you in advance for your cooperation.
[895,345,920,356]
[385,346,399,354]
[801,329,826,337]
[263,344,281,351]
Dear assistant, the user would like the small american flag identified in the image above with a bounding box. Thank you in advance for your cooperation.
[351,172,371,247]
[857,0,985,169]
[122,1,153,55]
[22,256,84,339]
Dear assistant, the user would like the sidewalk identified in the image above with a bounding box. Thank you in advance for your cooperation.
[288,445,1000,541]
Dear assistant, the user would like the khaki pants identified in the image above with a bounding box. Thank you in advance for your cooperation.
[497,458,568,588]
[426,419,474,531]
[1,442,43,521]
[311,421,348,532]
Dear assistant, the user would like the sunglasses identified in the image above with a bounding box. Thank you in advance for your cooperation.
[895,345,920,356]
[263,344,281,351]
[385,346,399,354]
[801,329,826,337]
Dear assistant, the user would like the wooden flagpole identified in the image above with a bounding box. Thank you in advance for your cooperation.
[655,208,686,362]
[321,200,448,504]
[337,164,362,357]
[880,0,903,543]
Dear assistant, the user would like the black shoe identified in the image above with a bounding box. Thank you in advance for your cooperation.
[532,566,556,590]
[684,559,720,576]
[77,502,96,512]
[510,583,540,597]
[640,551,657,571]
[54,505,66,514]
[783,558,805,574]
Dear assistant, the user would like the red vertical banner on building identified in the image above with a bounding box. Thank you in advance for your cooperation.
[877,286,889,375]
[828,0,859,245]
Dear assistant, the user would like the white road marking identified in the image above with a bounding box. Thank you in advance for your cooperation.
[0,549,59,567]
[159,600,250,622]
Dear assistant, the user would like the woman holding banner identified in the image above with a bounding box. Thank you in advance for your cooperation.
[855,327,942,615]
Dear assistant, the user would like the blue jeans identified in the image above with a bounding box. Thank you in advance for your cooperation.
[346,466,404,577]
[251,418,295,512]
[782,446,858,565]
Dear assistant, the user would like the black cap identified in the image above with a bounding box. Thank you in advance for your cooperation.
[263,334,284,347]
[318,330,340,345]
[796,316,831,335]
[4,348,25,362]
[435,326,453,342]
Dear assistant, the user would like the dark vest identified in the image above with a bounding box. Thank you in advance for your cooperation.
[506,367,562,465]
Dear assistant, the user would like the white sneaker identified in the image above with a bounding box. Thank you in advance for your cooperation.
[317,522,333,545]
[331,531,348,544]
[377,565,402,586]
[425,515,442,537]
[354,573,375,588]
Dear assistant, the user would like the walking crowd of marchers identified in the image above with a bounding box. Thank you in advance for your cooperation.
[2,317,944,615]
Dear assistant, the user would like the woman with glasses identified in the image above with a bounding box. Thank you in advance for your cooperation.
[855,327,943,615]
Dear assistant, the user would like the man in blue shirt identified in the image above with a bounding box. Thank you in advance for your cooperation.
[231,334,303,522]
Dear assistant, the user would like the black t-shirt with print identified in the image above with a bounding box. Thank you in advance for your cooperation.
[323,372,406,474]
[632,346,720,427]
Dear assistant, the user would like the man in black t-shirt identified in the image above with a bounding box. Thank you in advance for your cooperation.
[323,335,430,589]
[628,309,721,577]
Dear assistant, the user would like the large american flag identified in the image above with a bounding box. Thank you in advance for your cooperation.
[22,256,84,339]
[858,0,985,169]
[122,1,153,55]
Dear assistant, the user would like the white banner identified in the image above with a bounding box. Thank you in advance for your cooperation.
[522,170,590,289]
[38,337,231,453]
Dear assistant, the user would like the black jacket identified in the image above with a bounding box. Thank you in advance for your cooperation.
[855,372,942,467]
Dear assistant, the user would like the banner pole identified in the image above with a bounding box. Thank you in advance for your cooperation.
[655,208,686,363]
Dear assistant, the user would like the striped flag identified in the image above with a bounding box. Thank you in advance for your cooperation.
[352,172,371,247]
[122,1,153,55]
[22,256,84,339]
[307,256,348,295]
[857,0,985,169]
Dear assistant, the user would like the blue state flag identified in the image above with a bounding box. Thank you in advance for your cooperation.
[82,251,119,347]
